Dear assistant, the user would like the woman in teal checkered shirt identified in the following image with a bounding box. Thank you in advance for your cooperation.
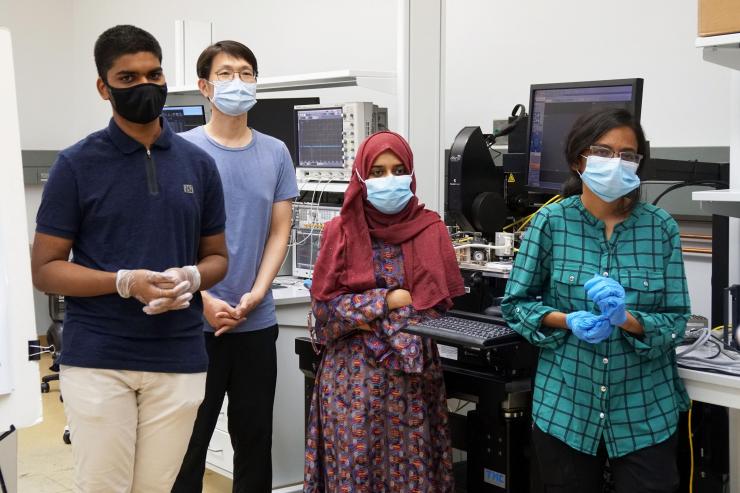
[502,108,690,493]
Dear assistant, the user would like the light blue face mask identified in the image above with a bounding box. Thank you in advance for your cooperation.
[579,155,640,203]
[208,78,257,116]
[357,170,414,214]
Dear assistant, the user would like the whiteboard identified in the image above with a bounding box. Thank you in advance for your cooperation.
[0,233,12,395]
[0,27,43,429]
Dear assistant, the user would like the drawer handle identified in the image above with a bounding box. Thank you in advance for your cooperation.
[208,448,224,453]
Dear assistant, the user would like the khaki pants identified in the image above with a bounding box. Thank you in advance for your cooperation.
[60,366,206,493]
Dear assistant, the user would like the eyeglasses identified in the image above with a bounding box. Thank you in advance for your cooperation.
[213,70,257,83]
[587,145,643,164]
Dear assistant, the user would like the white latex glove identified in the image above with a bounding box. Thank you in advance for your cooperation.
[143,291,194,315]
[116,269,189,304]
[161,265,201,293]
[142,266,201,315]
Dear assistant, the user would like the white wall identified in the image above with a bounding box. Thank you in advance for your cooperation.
[69,0,398,139]
[1,0,75,149]
[445,0,731,147]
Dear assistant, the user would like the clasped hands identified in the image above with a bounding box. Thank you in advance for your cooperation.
[203,290,266,336]
[566,275,627,344]
[115,266,200,315]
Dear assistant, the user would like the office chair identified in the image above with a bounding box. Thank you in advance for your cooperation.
[39,294,70,444]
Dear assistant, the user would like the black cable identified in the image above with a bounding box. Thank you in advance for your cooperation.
[510,104,526,118]
[706,337,724,359]
[651,180,729,206]
[0,426,13,493]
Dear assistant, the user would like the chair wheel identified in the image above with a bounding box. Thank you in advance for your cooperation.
[63,429,71,444]
[41,382,50,393]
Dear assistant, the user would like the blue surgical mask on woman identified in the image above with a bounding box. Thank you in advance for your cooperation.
[356,170,414,214]
[208,78,257,116]
[578,155,640,203]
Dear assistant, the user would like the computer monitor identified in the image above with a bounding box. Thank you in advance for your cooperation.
[162,105,206,133]
[295,106,345,168]
[248,97,319,166]
[526,78,643,193]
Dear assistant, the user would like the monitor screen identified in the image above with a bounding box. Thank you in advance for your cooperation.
[526,79,643,193]
[162,105,206,133]
[248,97,319,166]
[296,107,344,168]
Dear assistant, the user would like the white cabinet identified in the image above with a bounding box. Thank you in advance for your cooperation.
[206,428,234,478]
[204,397,233,478]
[215,396,229,434]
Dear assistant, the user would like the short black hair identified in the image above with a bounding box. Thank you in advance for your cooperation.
[196,40,258,80]
[562,108,648,213]
[94,25,162,81]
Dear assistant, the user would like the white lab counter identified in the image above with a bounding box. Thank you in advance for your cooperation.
[206,276,311,489]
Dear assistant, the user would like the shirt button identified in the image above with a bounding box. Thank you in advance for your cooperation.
[603,271,609,277]
[643,280,649,287]
[569,275,575,283]
[672,333,676,339]
[603,357,609,364]
[601,385,607,392]
[599,412,605,419]
[516,307,520,313]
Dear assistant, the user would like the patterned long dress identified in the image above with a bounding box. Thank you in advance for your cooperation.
[304,239,454,493]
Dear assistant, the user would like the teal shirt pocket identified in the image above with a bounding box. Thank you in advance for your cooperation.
[552,262,597,313]
[620,269,665,313]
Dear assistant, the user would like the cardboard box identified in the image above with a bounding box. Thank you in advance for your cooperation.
[699,0,740,37]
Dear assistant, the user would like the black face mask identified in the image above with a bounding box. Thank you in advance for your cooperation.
[107,82,168,124]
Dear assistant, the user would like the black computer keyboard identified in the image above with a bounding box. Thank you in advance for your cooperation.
[404,312,518,348]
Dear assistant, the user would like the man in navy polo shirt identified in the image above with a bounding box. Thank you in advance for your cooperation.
[31,25,228,493]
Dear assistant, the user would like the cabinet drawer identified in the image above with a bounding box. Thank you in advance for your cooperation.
[206,429,233,473]
[216,396,228,432]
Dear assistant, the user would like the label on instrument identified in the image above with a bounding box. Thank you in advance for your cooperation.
[484,468,506,488]
[437,344,458,361]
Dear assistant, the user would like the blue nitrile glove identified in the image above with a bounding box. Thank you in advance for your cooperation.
[598,295,627,326]
[584,275,627,326]
[583,315,613,343]
[566,311,614,344]
[584,275,624,303]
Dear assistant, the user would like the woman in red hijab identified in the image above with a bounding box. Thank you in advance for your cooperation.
[304,131,464,493]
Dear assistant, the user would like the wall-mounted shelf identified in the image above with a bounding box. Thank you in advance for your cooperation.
[170,70,396,96]
[296,182,349,194]
[696,33,740,70]
[693,188,740,217]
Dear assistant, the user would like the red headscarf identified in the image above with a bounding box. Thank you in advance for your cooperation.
[310,131,465,310]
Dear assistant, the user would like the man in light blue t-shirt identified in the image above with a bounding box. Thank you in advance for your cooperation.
[172,41,297,493]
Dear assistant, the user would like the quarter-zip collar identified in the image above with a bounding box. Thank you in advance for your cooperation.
[107,116,173,155]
